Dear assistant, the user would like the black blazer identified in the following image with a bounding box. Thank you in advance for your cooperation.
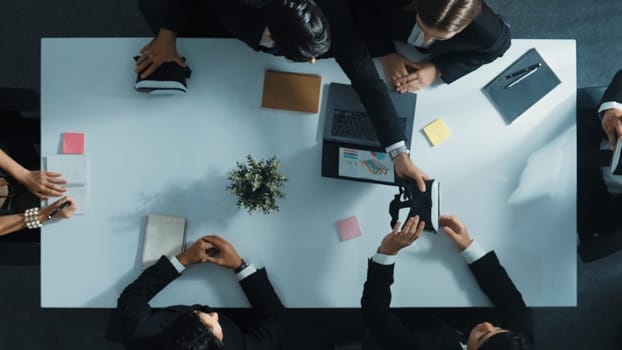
[361,251,534,350]
[106,256,286,350]
[601,69,622,106]
[356,0,511,83]
[161,0,406,148]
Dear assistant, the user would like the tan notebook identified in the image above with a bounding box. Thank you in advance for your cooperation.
[261,70,322,113]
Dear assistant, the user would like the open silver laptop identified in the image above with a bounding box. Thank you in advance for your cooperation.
[321,83,417,185]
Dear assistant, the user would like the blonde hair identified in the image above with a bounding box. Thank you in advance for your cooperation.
[406,0,482,34]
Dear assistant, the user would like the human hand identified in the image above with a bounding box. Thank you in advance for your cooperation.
[601,108,622,150]
[40,196,77,223]
[201,235,243,270]
[176,237,216,266]
[380,53,410,88]
[393,153,429,192]
[394,61,440,93]
[195,311,224,341]
[134,28,186,79]
[439,215,472,251]
[17,170,67,200]
[379,216,426,255]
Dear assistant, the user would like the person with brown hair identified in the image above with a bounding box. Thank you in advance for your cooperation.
[136,0,431,193]
[356,0,511,93]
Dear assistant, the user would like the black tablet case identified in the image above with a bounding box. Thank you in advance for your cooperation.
[483,48,561,124]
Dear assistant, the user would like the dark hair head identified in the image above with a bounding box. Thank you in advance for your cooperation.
[265,0,331,62]
[479,331,531,350]
[409,0,482,34]
[161,312,224,350]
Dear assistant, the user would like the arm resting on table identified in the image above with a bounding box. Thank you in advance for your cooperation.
[107,255,181,343]
[327,1,407,148]
[361,260,419,349]
[239,268,288,349]
[468,251,534,345]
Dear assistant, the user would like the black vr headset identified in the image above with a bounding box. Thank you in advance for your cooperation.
[389,178,439,232]
[133,56,192,95]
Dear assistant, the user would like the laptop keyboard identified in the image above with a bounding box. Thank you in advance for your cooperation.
[331,108,406,142]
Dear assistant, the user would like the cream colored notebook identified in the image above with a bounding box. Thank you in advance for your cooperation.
[141,214,186,269]
[45,155,89,215]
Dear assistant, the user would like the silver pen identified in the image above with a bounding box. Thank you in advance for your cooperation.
[505,66,539,89]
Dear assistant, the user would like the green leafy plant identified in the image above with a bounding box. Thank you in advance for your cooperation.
[226,155,287,214]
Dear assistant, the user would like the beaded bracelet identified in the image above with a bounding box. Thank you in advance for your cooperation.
[24,207,42,229]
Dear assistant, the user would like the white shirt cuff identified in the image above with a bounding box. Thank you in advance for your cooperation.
[460,240,490,264]
[598,101,622,119]
[372,252,397,265]
[259,27,275,48]
[385,140,406,154]
[236,263,258,280]
[168,255,186,273]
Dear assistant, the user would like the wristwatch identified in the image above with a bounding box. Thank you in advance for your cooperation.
[233,258,249,273]
[388,145,410,160]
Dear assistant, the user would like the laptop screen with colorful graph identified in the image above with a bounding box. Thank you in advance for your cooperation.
[337,147,395,184]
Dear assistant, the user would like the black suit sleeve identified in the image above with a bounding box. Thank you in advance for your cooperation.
[601,69,622,106]
[352,0,401,58]
[468,251,534,346]
[108,256,181,343]
[239,268,287,349]
[432,5,511,83]
[161,0,190,33]
[361,260,419,349]
[327,1,407,148]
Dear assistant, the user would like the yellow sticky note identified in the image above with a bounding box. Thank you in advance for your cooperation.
[423,118,451,146]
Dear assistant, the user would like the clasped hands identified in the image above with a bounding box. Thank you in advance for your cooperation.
[378,215,474,256]
[381,52,440,93]
[177,235,243,269]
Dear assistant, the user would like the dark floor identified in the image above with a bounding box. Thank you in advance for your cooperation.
[1,1,622,349]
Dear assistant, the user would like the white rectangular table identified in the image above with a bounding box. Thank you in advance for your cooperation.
[41,38,576,308]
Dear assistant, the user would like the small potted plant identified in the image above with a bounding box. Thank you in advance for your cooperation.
[226,155,287,214]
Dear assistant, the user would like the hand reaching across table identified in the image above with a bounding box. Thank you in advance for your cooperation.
[0,148,66,200]
[378,216,426,255]
[601,108,622,150]
[393,153,429,192]
[134,29,186,79]
[439,215,473,251]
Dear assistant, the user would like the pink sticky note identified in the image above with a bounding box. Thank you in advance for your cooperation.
[337,216,362,241]
[62,132,85,154]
